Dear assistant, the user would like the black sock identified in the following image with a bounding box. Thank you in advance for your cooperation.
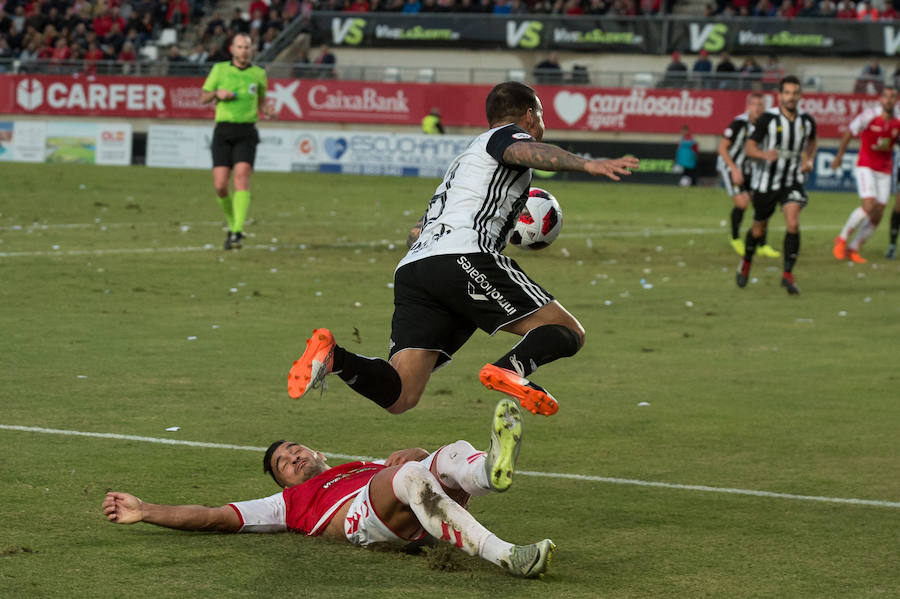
[332,346,402,409]
[890,211,900,244]
[744,230,762,261]
[493,325,582,377]
[730,206,745,239]
[760,229,769,248]
[783,231,800,273]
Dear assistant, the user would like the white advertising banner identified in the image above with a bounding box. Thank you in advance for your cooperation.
[146,125,472,178]
[0,120,47,162]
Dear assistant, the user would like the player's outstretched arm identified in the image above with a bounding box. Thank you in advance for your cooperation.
[503,142,639,180]
[102,491,242,532]
[830,131,852,169]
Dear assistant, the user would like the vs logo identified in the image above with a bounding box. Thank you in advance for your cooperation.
[332,18,366,45]
[688,23,727,52]
[506,21,542,48]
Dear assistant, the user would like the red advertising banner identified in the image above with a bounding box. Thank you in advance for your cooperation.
[0,74,879,138]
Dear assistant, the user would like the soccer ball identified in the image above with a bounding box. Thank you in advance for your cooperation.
[509,188,563,250]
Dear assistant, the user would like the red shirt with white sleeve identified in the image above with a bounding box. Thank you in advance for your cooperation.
[849,106,900,173]
[228,461,385,535]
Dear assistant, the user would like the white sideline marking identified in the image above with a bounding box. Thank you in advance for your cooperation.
[0,224,840,259]
[2,424,898,509]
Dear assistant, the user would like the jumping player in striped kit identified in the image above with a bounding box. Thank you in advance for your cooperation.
[737,76,817,295]
[287,81,639,416]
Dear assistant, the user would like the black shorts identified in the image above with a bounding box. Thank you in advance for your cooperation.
[211,122,259,168]
[719,165,750,197]
[389,253,554,368]
[752,184,808,222]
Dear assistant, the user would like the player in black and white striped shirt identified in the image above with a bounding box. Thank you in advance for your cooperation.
[736,76,817,295]
[716,92,780,259]
[288,82,639,417]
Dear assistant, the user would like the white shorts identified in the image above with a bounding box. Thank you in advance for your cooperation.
[343,479,424,547]
[855,166,892,205]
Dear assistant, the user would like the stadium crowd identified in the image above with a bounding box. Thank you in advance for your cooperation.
[1,0,899,77]
[709,0,900,19]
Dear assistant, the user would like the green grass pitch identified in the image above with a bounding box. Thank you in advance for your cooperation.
[1,163,898,598]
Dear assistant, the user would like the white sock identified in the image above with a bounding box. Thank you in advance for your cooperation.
[840,207,868,240]
[392,462,513,566]
[434,441,491,497]
[849,218,877,250]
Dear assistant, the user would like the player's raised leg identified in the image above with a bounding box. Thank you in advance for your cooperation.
[288,328,414,413]
[480,301,583,416]
[380,461,556,578]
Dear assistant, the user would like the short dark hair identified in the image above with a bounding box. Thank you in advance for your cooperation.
[485,81,538,125]
[263,440,287,486]
[779,75,801,92]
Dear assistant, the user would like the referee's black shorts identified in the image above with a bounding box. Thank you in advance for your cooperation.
[211,122,259,168]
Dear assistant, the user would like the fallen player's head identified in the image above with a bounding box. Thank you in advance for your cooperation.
[263,441,330,488]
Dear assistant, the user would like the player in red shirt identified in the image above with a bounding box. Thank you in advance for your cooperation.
[101,400,555,579]
[831,86,900,263]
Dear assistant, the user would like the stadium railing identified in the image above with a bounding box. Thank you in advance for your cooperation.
[0,57,874,95]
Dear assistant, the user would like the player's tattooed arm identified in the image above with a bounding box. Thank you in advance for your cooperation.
[407,212,426,248]
[503,142,639,181]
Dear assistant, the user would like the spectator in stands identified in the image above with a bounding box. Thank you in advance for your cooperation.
[260,26,278,52]
[855,59,884,94]
[205,11,226,40]
[230,7,249,33]
[693,48,712,87]
[0,36,11,61]
[168,0,190,28]
[835,0,856,18]
[586,0,609,13]
[819,0,837,16]
[117,40,136,73]
[283,0,301,19]
[165,43,185,74]
[882,3,900,18]
[796,0,818,17]
[262,9,285,36]
[123,26,141,50]
[856,1,879,19]
[249,0,269,19]
[83,39,104,73]
[714,50,737,88]
[662,51,688,88]
[753,0,777,15]
[534,51,562,84]
[18,39,40,71]
[739,56,763,89]
[207,41,228,62]
[105,22,125,53]
[249,8,264,33]
[188,41,207,63]
[314,43,336,78]
[208,23,227,49]
[134,12,155,46]
[760,53,784,89]
[49,36,70,71]
[12,6,26,37]
[345,0,372,10]
[402,0,423,12]
[777,0,797,17]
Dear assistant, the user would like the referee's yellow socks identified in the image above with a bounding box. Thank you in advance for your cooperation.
[217,194,235,231]
[232,190,251,234]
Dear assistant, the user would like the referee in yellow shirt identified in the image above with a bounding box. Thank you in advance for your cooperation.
[201,33,276,250]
